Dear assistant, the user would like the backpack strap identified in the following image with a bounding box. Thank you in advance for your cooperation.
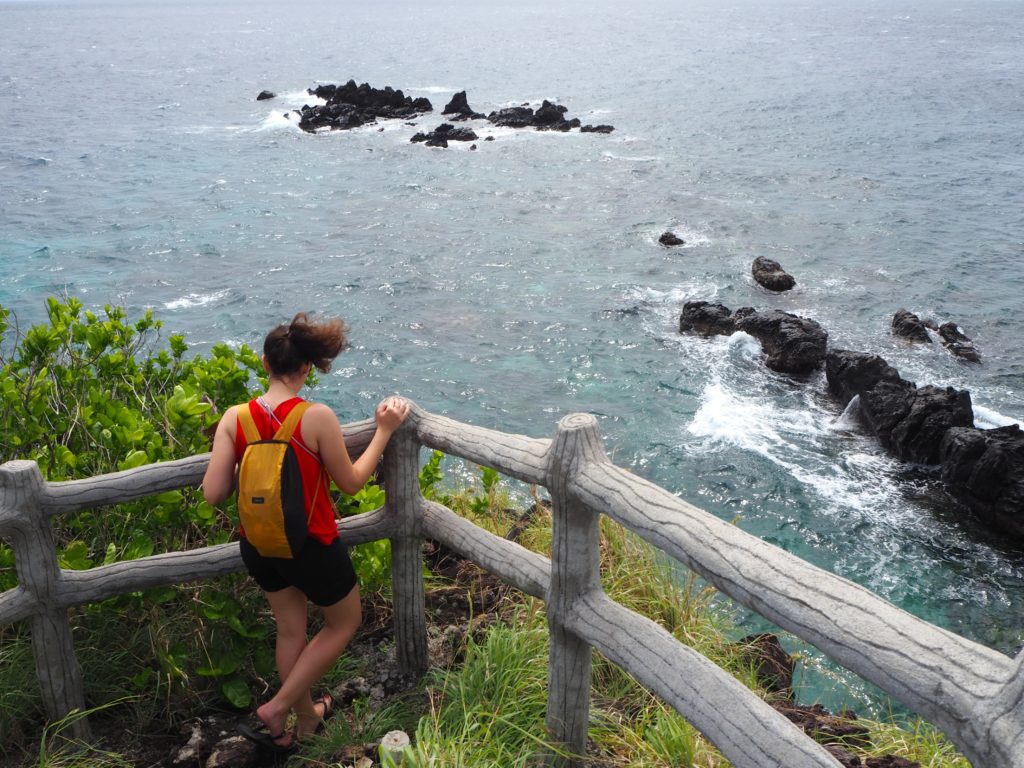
[272,401,312,442]
[236,403,262,445]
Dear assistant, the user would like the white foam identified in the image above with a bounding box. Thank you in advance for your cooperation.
[409,85,461,94]
[648,224,711,248]
[254,110,300,132]
[832,395,862,431]
[974,405,1022,430]
[164,290,229,310]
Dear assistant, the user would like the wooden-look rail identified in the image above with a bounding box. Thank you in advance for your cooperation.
[1,404,1021,766]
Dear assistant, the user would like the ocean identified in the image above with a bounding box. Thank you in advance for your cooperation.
[2,0,1023,715]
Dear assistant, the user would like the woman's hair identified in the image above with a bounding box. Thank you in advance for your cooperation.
[263,312,348,375]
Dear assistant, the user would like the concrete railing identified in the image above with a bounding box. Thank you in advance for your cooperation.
[1,403,1021,766]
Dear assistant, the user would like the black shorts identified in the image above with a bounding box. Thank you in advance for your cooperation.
[239,535,358,607]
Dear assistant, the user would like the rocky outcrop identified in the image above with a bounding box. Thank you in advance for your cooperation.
[751,256,796,292]
[298,80,433,133]
[937,322,981,363]
[678,301,735,337]
[410,123,479,148]
[678,304,826,373]
[940,424,1024,540]
[488,100,581,132]
[891,311,981,362]
[580,124,615,133]
[255,90,276,101]
[891,309,931,343]
[659,231,685,247]
[733,308,827,374]
[825,349,974,464]
[442,90,485,120]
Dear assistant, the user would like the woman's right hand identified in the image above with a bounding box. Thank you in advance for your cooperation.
[375,396,410,433]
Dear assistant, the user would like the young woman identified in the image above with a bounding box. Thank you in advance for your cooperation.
[202,312,409,751]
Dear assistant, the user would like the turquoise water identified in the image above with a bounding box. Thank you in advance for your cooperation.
[3,0,1024,714]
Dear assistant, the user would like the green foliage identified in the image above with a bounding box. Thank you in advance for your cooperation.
[419,449,446,500]
[0,298,269,725]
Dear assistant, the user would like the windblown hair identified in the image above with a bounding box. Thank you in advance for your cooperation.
[263,312,348,375]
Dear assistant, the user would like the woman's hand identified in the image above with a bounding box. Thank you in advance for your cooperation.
[375,396,410,433]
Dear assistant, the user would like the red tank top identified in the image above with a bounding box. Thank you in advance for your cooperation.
[233,397,339,546]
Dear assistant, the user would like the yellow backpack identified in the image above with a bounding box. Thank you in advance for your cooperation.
[236,401,319,559]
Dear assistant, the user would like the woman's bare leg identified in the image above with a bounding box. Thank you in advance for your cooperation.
[256,586,362,741]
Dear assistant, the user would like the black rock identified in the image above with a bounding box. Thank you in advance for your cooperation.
[487,106,536,128]
[825,349,973,464]
[892,309,932,343]
[751,256,796,292]
[298,79,433,133]
[678,301,734,336]
[938,322,981,363]
[733,308,827,374]
[256,90,276,101]
[442,90,476,116]
[940,424,1024,540]
[581,124,615,133]
[659,231,685,247]
[411,123,479,148]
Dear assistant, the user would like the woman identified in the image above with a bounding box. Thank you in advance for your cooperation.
[202,312,409,751]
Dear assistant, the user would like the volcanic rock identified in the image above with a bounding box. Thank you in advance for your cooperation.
[751,256,796,292]
[581,124,615,133]
[733,308,827,374]
[255,90,276,101]
[937,322,981,363]
[825,349,973,464]
[659,231,685,247]
[487,105,536,128]
[442,90,485,120]
[891,309,932,343]
[486,100,603,133]
[940,424,1024,540]
[298,79,433,133]
[678,301,734,336]
[410,123,479,148]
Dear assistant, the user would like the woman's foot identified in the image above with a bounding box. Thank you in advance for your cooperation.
[296,692,335,739]
[251,701,294,751]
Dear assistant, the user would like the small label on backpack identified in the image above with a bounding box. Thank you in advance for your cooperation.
[251,496,265,504]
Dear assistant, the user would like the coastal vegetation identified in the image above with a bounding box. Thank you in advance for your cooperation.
[0,298,969,766]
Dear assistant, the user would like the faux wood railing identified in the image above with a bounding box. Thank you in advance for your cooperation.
[1,404,1021,766]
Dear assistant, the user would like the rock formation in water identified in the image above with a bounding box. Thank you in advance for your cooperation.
[733,308,827,374]
[410,123,479,148]
[256,89,276,101]
[442,90,485,120]
[678,301,734,336]
[891,310,981,363]
[678,303,826,374]
[486,99,614,134]
[680,299,1017,539]
[825,349,974,464]
[940,424,1024,540]
[297,80,433,133]
[936,322,981,363]
[891,309,932,343]
[751,256,796,292]
[659,231,685,247]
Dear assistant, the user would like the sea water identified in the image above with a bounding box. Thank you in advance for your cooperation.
[2,0,1023,715]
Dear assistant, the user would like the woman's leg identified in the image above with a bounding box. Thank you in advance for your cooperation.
[257,586,362,740]
[254,586,309,744]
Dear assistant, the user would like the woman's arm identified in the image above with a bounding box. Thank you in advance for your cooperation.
[202,406,240,504]
[308,397,410,496]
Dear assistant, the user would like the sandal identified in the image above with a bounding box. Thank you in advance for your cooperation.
[237,721,296,754]
[298,692,336,738]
